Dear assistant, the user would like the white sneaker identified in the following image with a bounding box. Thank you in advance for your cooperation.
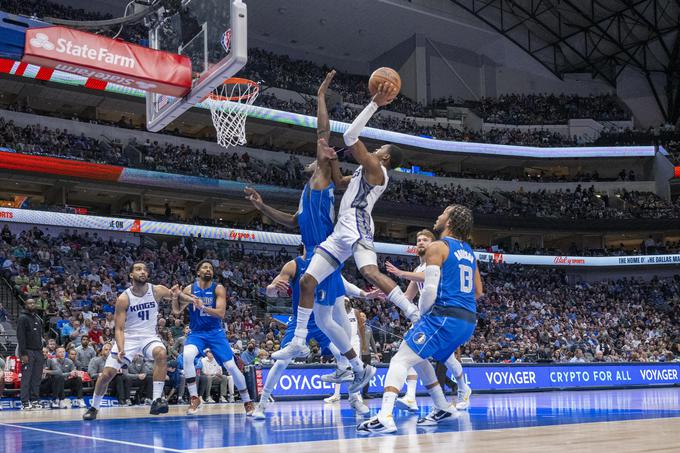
[228,395,235,403]
[348,365,376,394]
[417,405,457,426]
[349,394,370,417]
[357,413,397,434]
[324,394,341,404]
[395,397,419,412]
[219,396,228,403]
[321,367,354,383]
[75,399,86,409]
[59,399,70,409]
[50,400,60,410]
[252,402,267,420]
[455,386,472,410]
[271,337,310,360]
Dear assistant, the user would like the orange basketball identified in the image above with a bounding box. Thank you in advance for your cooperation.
[369,67,401,99]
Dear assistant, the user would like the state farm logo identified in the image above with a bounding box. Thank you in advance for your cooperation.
[553,256,586,265]
[30,33,55,50]
[30,31,136,70]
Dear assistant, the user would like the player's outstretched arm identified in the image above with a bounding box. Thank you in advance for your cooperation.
[385,261,425,283]
[171,285,193,315]
[317,70,336,142]
[244,186,297,229]
[113,292,130,363]
[418,241,447,315]
[266,259,296,298]
[342,82,397,184]
[403,280,418,303]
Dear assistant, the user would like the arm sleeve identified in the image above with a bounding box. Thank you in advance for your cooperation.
[343,101,378,146]
[342,277,364,298]
[418,265,441,315]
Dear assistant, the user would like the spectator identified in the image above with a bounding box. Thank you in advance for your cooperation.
[44,346,85,409]
[200,349,233,403]
[75,336,96,371]
[241,342,257,365]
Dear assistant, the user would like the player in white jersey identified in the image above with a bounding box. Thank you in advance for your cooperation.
[83,262,198,420]
[386,230,473,411]
[324,298,364,403]
[277,83,422,396]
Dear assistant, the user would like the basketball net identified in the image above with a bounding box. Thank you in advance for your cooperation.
[206,78,259,148]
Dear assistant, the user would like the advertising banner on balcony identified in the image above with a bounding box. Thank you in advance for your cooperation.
[23,26,192,96]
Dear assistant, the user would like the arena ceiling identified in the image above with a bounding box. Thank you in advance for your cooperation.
[448,0,680,121]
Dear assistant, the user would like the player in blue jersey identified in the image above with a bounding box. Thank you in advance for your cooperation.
[252,247,374,419]
[245,70,375,393]
[172,260,254,416]
[358,205,484,435]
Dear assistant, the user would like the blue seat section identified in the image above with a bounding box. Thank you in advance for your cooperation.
[0,12,50,60]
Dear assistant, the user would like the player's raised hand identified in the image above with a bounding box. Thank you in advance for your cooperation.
[318,70,336,96]
[317,138,337,161]
[244,186,264,209]
[385,261,403,278]
[372,82,398,107]
[274,280,290,296]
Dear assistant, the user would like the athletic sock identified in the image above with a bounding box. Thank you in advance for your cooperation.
[406,378,417,400]
[428,385,450,410]
[333,384,341,397]
[378,391,398,419]
[349,356,364,373]
[92,394,103,410]
[153,381,164,400]
[187,382,198,398]
[387,287,419,320]
[239,389,251,403]
[293,307,313,339]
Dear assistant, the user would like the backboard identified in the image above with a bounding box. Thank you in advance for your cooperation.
[145,0,247,132]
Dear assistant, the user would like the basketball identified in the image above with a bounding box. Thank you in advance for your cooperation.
[369,67,401,99]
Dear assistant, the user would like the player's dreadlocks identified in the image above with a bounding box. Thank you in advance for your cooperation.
[446,204,473,242]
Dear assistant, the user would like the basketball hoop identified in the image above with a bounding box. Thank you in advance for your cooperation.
[205,77,259,148]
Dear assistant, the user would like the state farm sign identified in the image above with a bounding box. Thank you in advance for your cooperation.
[23,27,192,97]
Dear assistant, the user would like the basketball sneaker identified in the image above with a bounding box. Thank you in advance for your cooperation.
[321,367,353,383]
[356,414,397,434]
[21,402,34,411]
[83,407,98,421]
[395,397,419,412]
[349,394,370,417]
[348,365,376,394]
[59,399,70,409]
[252,402,267,420]
[149,398,169,415]
[271,337,310,360]
[416,405,457,426]
[455,386,472,410]
[324,394,341,404]
[244,401,255,416]
[187,396,202,415]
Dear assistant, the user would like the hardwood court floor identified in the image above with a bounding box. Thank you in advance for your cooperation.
[1,387,679,453]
